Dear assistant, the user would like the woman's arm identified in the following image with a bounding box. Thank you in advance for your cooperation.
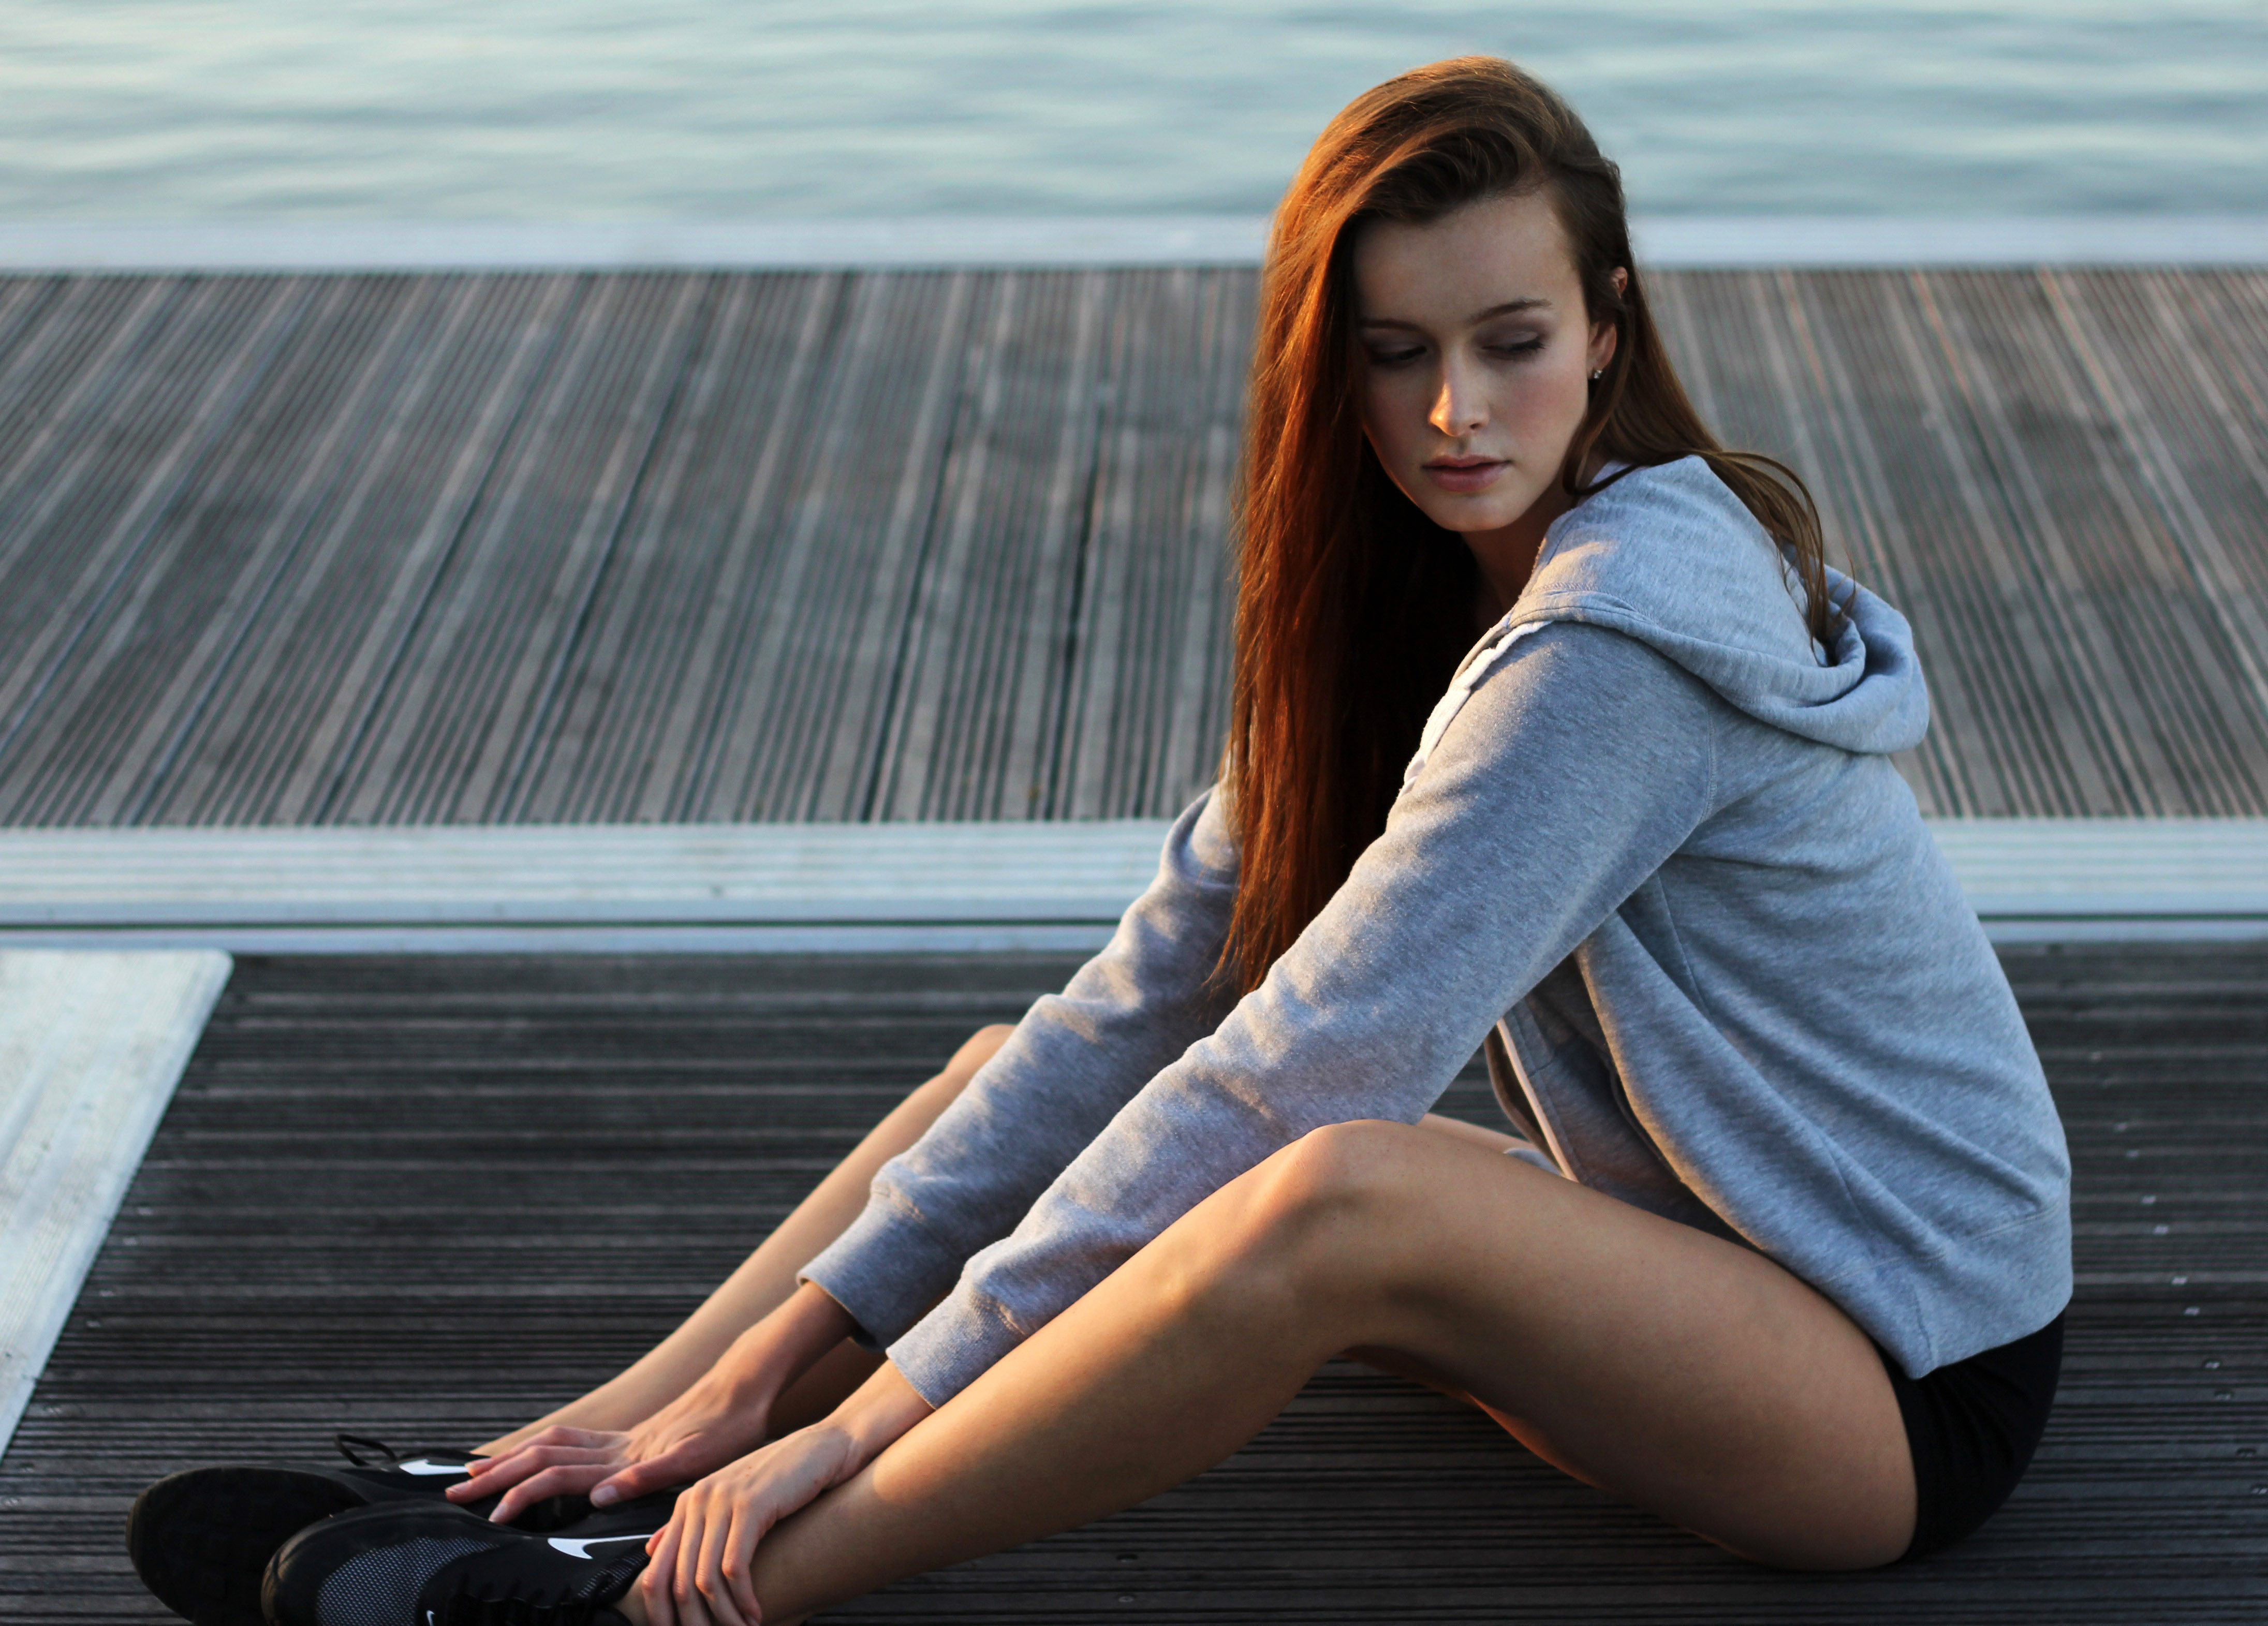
[625,624,1727,1619]
[636,1362,935,1626]
[465,793,1243,1515]
[885,623,1725,1407]
[472,1024,1015,1458]
[453,1281,861,1521]
[793,787,1243,1350]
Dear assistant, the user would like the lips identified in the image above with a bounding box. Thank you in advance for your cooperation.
[1422,456,1506,494]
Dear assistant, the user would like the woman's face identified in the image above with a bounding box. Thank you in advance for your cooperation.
[1352,189,1621,599]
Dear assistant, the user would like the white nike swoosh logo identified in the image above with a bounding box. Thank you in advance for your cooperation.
[393,1459,468,1476]
[548,1533,658,1560]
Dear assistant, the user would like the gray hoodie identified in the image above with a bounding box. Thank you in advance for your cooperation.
[802,456,2073,1403]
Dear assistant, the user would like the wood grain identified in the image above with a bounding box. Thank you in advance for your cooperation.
[1,945,2259,1622]
[1,267,2261,827]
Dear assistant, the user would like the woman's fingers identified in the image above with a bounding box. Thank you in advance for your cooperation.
[642,1522,683,1626]
[461,1425,615,1475]
[450,1431,625,1503]
[670,1497,721,1626]
[487,1459,618,1524]
[453,1444,621,1513]
[692,1491,753,1626]
[721,1497,765,1624]
[653,1470,765,1626]
[592,1437,707,1506]
[639,1427,863,1626]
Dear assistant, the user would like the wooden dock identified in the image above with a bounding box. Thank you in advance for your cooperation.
[2,944,2261,1623]
[1,258,2264,1620]
[2,265,2265,827]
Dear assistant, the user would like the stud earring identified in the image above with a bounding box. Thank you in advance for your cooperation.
[1589,368,1604,382]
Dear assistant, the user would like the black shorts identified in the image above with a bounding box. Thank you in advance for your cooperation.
[1880,1308,2066,1559]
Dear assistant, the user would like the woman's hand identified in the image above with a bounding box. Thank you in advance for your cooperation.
[640,1362,933,1626]
[452,1283,857,1524]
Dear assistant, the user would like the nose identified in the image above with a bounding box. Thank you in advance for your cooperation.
[1428,354,1486,437]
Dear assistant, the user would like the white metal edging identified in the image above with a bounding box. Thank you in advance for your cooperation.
[1926,818,2268,936]
[1,215,2264,274]
[0,819,2263,951]
[0,950,232,1456]
[0,821,1170,926]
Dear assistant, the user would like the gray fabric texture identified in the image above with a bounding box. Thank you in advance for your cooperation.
[800,455,2072,1402]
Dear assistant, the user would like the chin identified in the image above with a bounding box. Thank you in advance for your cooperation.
[1432,501,1529,536]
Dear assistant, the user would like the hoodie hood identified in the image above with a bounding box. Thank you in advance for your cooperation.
[1499,455,1930,756]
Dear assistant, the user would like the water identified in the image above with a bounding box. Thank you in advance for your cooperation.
[2,2,2264,221]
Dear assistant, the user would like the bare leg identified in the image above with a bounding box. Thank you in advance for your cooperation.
[662,1117,1912,1622]
[479,1025,1014,1454]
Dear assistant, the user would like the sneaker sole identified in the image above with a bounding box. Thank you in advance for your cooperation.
[127,1467,367,1626]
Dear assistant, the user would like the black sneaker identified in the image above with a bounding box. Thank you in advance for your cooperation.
[128,1435,580,1626]
[262,1501,659,1626]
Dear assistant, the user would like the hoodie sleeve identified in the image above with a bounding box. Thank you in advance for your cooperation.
[884,622,1725,1404]
[796,788,1243,1349]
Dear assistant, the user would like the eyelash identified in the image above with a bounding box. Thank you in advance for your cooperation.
[1367,337,1547,368]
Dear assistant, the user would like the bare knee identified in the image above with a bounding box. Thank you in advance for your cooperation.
[1208,1120,1418,1272]
[1262,1118,1418,1205]
[1144,1120,1419,1334]
[908,1024,1015,1113]
[949,1023,1015,1079]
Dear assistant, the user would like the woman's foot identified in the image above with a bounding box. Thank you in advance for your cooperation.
[128,1437,494,1626]
[262,1500,658,1626]
[126,1435,611,1625]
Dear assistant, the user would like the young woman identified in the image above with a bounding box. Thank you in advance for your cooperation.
[147,55,2073,1626]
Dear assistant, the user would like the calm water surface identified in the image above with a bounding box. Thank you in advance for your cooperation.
[3,2,2264,219]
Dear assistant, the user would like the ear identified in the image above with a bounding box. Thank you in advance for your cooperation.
[1588,268,1629,373]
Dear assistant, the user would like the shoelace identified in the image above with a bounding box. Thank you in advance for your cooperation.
[333,1432,406,1468]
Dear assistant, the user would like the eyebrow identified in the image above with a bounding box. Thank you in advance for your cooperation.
[1358,298,1552,330]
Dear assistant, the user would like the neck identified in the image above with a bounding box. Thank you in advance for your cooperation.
[1463,476,1576,625]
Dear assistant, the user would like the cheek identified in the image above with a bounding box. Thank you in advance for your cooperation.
[1359,372,1421,466]
[1505,358,1592,443]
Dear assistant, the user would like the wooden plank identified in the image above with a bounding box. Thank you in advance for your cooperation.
[1056,267,1247,819]
[0,278,174,505]
[0,279,313,803]
[1926,271,2268,816]
[199,275,580,826]
[2048,271,2268,699]
[870,268,1106,821]
[0,278,436,825]
[326,274,713,825]
[509,273,841,822]
[0,944,2259,1621]
[698,271,978,821]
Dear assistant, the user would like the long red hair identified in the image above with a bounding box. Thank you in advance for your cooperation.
[1221,55,1834,994]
